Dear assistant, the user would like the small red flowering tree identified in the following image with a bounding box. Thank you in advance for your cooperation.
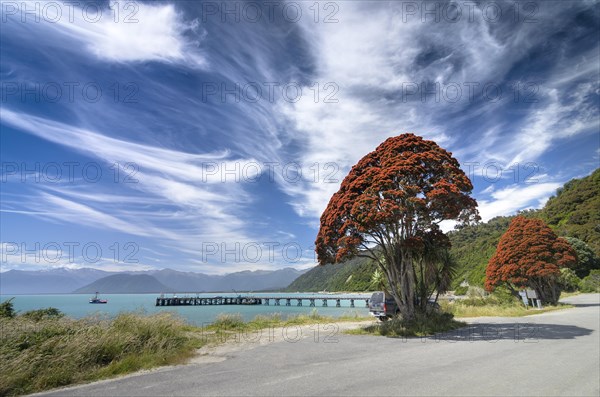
[485,216,577,305]
[315,134,479,319]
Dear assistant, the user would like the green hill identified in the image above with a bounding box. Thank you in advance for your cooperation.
[448,215,515,288]
[286,255,377,292]
[289,168,599,291]
[542,168,600,256]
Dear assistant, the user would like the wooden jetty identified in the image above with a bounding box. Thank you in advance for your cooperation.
[155,295,370,308]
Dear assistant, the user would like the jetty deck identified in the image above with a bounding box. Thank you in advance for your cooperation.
[155,295,370,308]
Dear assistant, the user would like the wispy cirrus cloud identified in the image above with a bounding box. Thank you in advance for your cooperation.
[1,1,598,274]
[0,107,267,255]
[1,1,206,66]
[275,1,599,220]
[506,83,599,165]
[477,182,562,222]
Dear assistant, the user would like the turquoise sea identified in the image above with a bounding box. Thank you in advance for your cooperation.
[0,293,372,325]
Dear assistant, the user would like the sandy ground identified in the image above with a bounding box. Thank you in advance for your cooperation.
[191,319,377,364]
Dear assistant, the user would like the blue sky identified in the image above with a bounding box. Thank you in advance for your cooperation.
[1,1,598,274]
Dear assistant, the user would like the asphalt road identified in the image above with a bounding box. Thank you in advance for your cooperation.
[35,294,600,397]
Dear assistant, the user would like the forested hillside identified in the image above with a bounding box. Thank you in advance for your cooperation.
[448,215,515,288]
[288,168,599,291]
[542,168,600,256]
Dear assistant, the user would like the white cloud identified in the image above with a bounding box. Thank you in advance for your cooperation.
[275,2,598,222]
[4,1,206,66]
[287,1,580,220]
[0,243,156,272]
[0,108,243,184]
[477,182,561,222]
[275,2,502,219]
[39,192,179,239]
[506,84,599,165]
[480,184,495,195]
[0,108,269,259]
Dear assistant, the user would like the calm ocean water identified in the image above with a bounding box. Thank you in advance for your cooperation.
[0,293,372,325]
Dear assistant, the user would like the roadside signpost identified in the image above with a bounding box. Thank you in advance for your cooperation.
[519,290,529,307]
[520,289,543,309]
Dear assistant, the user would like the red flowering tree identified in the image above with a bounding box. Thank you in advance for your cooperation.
[315,134,479,319]
[485,216,577,305]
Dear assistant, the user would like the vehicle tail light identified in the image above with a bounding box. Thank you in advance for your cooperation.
[383,303,387,312]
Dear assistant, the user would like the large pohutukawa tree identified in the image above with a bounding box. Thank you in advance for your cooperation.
[315,134,479,319]
[485,216,577,305]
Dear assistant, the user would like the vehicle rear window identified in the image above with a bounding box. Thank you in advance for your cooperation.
[370,292,384,304]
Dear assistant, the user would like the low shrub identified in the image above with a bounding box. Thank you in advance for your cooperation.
[21,308,64,321]
[580,269,600,292]
[454,286,468,296]
[0,298,16,319]
[558,268,581,292]
[358,311,465,337]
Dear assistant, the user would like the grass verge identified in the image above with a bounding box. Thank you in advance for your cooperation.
[0,308,370,396]
[440,299,573,318]
[345,311,466,337]
[0,312,204,396]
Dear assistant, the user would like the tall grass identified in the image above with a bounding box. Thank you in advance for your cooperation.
[0,312,204,396]
[1,308,371,396]
[441,295,572,318]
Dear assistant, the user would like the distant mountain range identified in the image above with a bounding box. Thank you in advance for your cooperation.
[73,274,172,294]
[0,267,306,294]
[0,268,113,295]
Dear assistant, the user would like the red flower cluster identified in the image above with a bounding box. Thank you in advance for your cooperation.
[485,216,577,293]
[315,133,479,264]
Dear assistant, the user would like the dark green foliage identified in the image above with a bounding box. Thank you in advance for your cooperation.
[558,268,581,292]
[448,169,598,289]
[542,169,600,256]
[454,285,468,295]
[564,237,600,278]
[580,269,600,292]
[0,298,16,318]
[21,308,64,321]
[361,311,465,337]
[448,216,515,288]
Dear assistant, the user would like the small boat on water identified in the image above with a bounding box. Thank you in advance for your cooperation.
[89,292,108,304]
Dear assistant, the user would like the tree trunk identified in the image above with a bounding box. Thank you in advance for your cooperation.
[381,247,417,320]
[399,252,416,320]
[530,278,560,306]
[505,283,522,301]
